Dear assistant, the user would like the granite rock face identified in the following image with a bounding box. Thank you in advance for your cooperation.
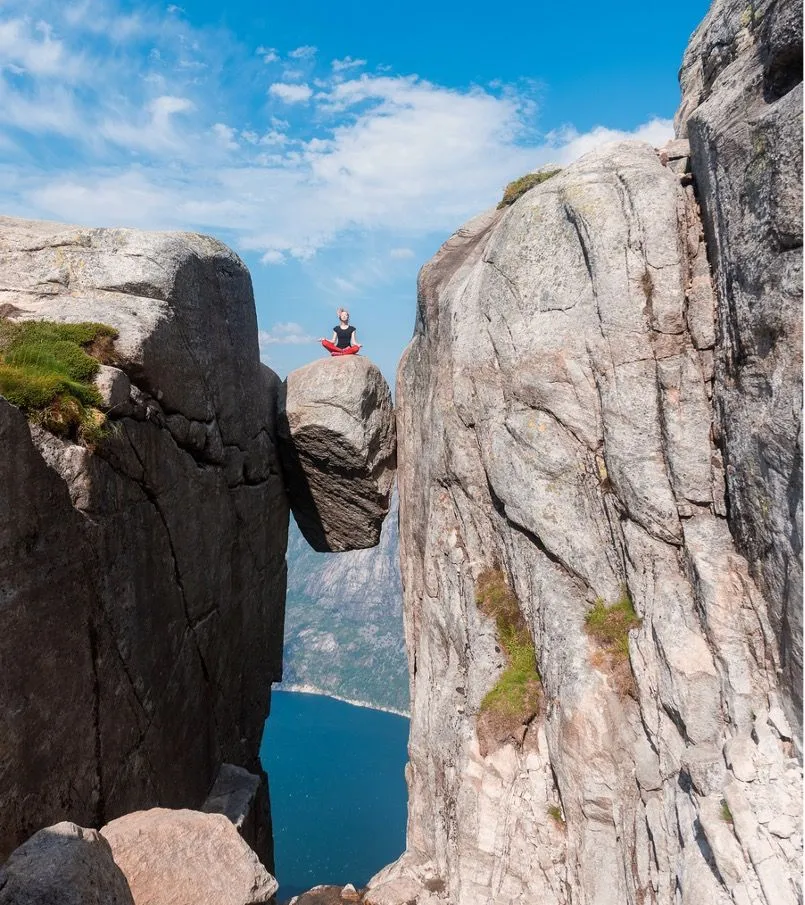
[279,356,396,552]
[676,0,804,737]
[380,140,802,905]
[0,822,134,905]
[101,808,278,905]
[0,217,289,862]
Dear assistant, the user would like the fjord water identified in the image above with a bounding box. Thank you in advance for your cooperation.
[261,689,409,901]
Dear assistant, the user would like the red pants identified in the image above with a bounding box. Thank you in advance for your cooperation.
[322,339,360,356]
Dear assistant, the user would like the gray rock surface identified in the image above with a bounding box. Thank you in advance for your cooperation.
[278,356,396,552]
[201,763,268,859]
[676,0,804,738]
[101,808,278,905]
[0,217,289,863]
[0,822,134,905]
[379,138,802,905]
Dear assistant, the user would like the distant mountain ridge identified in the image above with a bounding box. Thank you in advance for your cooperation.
[280,489,408,714]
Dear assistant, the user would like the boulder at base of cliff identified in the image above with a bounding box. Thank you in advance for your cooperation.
[278,356,396,552]
[100,809,278,905]
[0,822,135,905]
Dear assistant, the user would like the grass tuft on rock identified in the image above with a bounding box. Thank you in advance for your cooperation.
[720,800,734,824]
[476,568,541,752]
[584,585,642,697]
[0,318,119,444]
[497,169,562,209]
[547,804,565,826]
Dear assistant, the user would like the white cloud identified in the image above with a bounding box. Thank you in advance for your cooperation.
[212,122,238,149]
[288,45,317,59]
[390,247,414,259]
[332,56,366,72]
[261,249,286,264]
[256,45,278,63]
[0,18,81,79]
[100,95,194,153]
[549,117,674,163]
[268,82,312,103]
[259,322,315,345]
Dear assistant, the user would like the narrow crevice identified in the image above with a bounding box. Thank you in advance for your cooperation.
[88,616,106,828]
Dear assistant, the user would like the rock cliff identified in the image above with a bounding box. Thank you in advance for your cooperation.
[0,218,289,863]
[380,130,801,905]
[676,0,803,737]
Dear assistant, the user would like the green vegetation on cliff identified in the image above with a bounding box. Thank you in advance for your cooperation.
[0,318,118,443]
[584,585,642,696]
[497,169,562,208]
[476,568,541,723]
[584,586,641,659]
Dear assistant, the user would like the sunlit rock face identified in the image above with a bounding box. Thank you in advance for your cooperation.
[0,822,135,905]
[278,355,396,553]
[101,808,278,905]
[0,217,288,864]
[378,137,801,905]
[676,0,804,738]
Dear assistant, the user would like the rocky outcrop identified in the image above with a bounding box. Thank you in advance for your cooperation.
[676,0,803,736]
[0,217,288,862]
[381,137,802,905]
[0,822,134,905]
[101,808,278,905]
[279,356,396,552]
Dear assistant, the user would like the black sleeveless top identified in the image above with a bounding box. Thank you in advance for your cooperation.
[334,325,356,348]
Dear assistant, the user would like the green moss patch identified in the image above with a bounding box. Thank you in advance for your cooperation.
[0,318,119,444]
[547,804,565,826]
[497,169,562,209]
[584,586,642,697]
[584,587,642,659]
[476,568,541,751]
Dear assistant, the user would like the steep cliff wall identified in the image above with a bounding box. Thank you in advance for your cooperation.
[676,0,803,736]
[378,136,801,905]
[0,217,288,862]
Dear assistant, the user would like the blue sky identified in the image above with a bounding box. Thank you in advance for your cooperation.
[0,0,708,385]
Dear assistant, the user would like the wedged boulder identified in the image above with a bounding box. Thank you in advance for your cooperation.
[278,356,396,552]
[0,822,134,905]
[201,762,268,858]
[101,809,278,905]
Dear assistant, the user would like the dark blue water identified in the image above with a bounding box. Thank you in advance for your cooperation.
[260,690,409,901]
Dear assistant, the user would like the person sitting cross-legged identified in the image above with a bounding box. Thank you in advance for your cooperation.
[320,307,362,355]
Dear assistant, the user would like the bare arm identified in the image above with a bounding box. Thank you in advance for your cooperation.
[350,329,360,347]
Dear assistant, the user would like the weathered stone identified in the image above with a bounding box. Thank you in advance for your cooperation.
[0,217,288,863]
[101,809,277,905]
[677,0,804,738]
[95,365,132,411]
[0,822,134,905]
[201,763,268,858]
[381,134,801,905]
[278,356,396,552]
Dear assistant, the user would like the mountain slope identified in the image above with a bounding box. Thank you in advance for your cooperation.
[281,489,408,713]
